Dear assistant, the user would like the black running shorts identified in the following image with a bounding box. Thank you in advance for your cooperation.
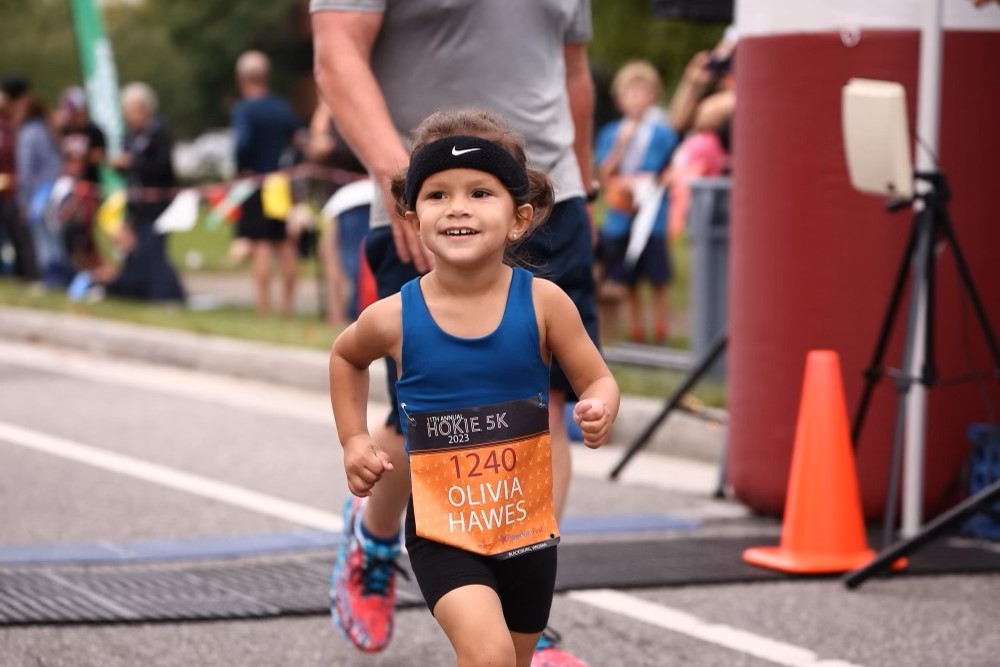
[404,498,557,634]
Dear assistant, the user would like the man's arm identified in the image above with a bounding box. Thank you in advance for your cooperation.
[312,10,432,272]
[564,42,595,197]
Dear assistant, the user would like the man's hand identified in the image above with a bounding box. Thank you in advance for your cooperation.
[573,398,613,449]
[379,178,433,274]
[342,434,394,497]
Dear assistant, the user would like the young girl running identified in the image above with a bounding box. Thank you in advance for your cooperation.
[328,109,619,667]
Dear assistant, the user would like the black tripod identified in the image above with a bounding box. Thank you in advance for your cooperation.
[844,171,1000,589]
[608,332,728,487]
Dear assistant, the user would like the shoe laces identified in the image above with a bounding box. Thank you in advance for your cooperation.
[359,554,409,597]
[536,627,563,650]
[357,535,409,597]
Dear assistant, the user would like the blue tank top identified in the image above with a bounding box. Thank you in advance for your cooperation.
[396,267,550,437]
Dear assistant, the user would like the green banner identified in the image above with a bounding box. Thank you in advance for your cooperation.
[69,0,124,168]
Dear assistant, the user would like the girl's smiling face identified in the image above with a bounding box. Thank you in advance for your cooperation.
[407,168,532,268]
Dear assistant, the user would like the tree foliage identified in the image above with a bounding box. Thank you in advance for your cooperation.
[145,0,305,131]
[590,0,725,126]
[0,0,722,138]
[0,0,304,138]
[0,0,80,109]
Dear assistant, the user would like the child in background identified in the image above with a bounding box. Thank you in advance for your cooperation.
[595,61,678,345]
[328,109,619,667]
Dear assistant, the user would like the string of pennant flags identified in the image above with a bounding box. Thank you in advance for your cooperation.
[78,163,365,236]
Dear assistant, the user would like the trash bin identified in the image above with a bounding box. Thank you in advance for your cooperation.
[686,176,730,375]
[961,423,1000,540]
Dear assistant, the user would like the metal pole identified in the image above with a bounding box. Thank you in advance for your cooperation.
[901,0,944,538]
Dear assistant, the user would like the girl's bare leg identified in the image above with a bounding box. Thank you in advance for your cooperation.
[434,584,520,667]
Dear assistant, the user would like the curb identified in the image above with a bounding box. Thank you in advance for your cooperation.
[0,306,727,463]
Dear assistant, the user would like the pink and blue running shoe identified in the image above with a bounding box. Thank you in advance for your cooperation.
[531,628,590,667]
[329,496,402,653]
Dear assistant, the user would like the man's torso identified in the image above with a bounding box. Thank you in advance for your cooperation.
[311,0,591,227]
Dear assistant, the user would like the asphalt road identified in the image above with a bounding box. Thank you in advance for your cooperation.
[0,340,997,667]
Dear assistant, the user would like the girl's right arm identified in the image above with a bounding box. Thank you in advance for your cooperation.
[328,295,402,497]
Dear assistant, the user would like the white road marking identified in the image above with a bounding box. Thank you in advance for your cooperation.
[569,589,863,667]
[0,340,334,425]
[0,340,391,438]
[0,420,342,532]
[0,341,731,500]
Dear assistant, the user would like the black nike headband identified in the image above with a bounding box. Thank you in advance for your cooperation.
[404,135,530,211]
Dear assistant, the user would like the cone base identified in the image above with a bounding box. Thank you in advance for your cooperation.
[742,545,875,574]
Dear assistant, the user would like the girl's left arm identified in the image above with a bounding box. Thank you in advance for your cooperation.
[537,280,620,448]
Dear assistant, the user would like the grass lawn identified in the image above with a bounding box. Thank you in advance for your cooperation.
[166,215,235,272]
[0,276,725,407]
[0,278,341,351]
[3,219,725,406]
[95,211,323,277]
[609,362,726,408]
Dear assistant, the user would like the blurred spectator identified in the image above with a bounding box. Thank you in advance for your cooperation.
[664,27,736,240]
[229,50,302,316]
[54,86,107,277]
[670,26,736,139]
[0,75,38,281]
[595,61,678,344]
[308,102,369,325]
[105,82,185,303]
[15,92,67,287]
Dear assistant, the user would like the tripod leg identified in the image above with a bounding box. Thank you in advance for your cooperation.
[844,477,1000,589]
[938,209,1000,370]
[851,217,923,448]
[609,333,727,480]
[922,209,937,386]
[713,437,729,499]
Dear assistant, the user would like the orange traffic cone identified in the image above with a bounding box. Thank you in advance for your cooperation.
[743,350,875,573]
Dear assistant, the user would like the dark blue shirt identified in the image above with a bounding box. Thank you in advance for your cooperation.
[231,94,300,174]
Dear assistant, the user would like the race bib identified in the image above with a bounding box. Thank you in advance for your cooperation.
[405,397,560,559]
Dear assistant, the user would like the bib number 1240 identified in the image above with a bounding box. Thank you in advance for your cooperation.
[450,447,517,479]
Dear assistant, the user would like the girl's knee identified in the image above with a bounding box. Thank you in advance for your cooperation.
[456,635,516,667]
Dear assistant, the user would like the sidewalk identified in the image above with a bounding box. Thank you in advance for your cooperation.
[0,300,726,465]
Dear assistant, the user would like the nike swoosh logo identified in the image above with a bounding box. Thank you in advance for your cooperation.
[451,146,481,156]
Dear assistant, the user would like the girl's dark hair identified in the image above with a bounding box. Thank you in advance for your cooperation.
[390,109,555,233]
